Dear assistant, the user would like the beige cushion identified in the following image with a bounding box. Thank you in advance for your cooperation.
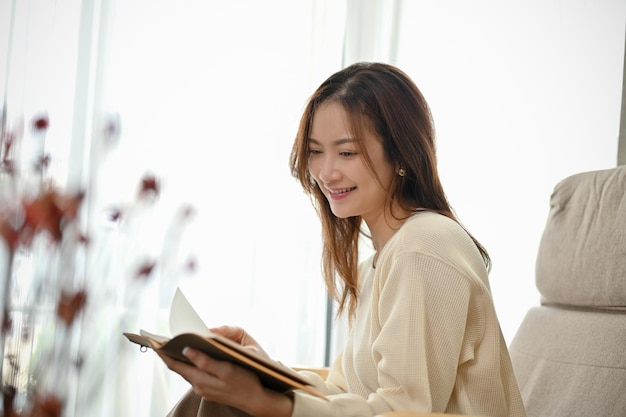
[535,165,626,307]
[510,306,626,417]
[510,166,626,417]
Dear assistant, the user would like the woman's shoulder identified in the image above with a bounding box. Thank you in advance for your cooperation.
[395,210,469,247]
[385,211,487,278]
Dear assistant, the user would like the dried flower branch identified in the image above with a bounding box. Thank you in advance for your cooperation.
[0,110,91,416]
[1,102,196,416]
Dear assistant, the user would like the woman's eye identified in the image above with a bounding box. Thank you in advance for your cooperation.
[340,151,356,157]
[308,149,322,155]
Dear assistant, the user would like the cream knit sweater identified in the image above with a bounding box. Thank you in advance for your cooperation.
[292,211,526,417]
[165,211,526,417]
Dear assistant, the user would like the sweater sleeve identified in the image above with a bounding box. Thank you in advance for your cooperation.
[371,251,480,412]
[292,251,481,416]
[294,351,347,396]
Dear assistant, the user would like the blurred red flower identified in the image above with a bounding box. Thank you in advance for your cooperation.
[56,290,87,327]
[21,189,84,243]
[32,114,50,132]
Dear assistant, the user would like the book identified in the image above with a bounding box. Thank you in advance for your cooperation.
[123,288,326,400]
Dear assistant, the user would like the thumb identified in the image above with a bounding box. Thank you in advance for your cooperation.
[210,325,247,344]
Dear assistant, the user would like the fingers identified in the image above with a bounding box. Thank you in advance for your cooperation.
[157,347,231,381]
[183,348,240,382]
[183,347,217,372]
[155,348,193,374]
[210,326,270,359]
[210,325,246,343]
[156,347,213,374]
[154,346,283,413]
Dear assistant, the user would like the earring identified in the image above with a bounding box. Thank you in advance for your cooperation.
[398,168,406,177]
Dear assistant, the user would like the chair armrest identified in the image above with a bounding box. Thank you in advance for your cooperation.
[375,413,473,417]
[292,366,329,379]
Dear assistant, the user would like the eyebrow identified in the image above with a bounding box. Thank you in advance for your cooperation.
[308,138,356,146]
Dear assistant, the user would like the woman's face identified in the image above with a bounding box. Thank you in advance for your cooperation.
[308,102,395,226]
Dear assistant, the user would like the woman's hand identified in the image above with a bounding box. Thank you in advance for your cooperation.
[155,328,294,417]
[209,325,270,358]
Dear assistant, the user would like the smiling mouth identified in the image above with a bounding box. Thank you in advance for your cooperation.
[329,187,356,195]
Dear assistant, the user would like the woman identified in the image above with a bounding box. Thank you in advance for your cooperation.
[160,62,526,417]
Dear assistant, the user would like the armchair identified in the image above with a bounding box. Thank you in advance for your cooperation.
[508,165,626,416]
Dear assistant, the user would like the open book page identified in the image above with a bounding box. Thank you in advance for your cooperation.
[168,287,212,336]
[138,287,211,343]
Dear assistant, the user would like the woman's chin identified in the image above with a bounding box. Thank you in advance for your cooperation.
[330,209,355,219]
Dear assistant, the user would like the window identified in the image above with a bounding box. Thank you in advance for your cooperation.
[1,1,347,415]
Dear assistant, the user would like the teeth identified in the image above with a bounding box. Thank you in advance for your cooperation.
[330,187,355,194]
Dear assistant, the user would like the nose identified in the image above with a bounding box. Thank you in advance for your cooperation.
[313,154,341,185]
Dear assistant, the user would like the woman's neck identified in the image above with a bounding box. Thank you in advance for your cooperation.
[367,206,415,254]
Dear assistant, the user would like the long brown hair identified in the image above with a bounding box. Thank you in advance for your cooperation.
[290,62,490,319]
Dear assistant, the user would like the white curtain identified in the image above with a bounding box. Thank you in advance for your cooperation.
[87,0,351,415]
[1,0,347,416]
[0,0,88,414]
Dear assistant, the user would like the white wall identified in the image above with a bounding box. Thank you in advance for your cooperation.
[394,0,625,343]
